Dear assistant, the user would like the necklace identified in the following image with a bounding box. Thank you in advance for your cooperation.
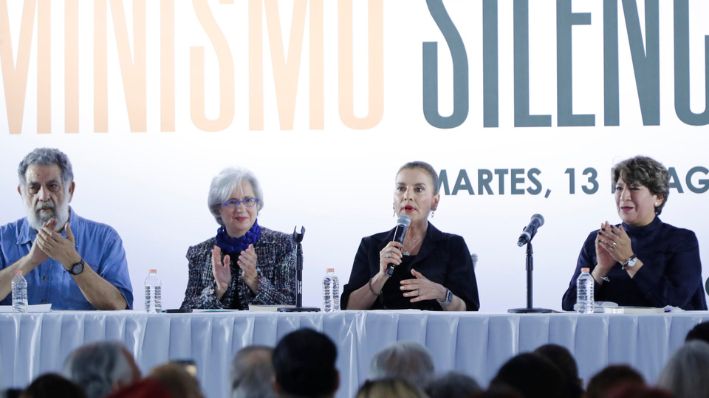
[402,235,423,256]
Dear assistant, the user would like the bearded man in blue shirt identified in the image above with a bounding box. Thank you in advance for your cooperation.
[0,148,133,310]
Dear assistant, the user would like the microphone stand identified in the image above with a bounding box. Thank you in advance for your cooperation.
[279,226,320,312]
[508,241,553,313]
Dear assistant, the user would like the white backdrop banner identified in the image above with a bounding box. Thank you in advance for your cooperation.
[1,0,708,312]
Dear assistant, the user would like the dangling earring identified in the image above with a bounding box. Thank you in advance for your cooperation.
[430,210,435,218]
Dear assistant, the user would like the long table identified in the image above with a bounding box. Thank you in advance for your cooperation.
[2,311,708,398]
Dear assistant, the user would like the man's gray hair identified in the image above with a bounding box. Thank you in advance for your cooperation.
[63,341,138,398]
[369,342,434,390]
[231,345,275,398]
[657,340,709,398]
[208,167,264,226]
[18,148,74,186]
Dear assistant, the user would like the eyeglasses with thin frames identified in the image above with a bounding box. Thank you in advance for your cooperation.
[221,197,260,209]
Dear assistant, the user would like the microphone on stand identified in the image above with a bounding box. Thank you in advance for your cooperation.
[386,214,411,276]
[517,214,545,247]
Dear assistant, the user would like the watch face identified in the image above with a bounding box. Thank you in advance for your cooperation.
[626,257,638,268]
[70,260,84,275]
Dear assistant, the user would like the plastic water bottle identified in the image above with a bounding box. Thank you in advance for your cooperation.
[322,268,340,312]
[11,270,28,313]
[576,267,594,314]
[144,269,162,313]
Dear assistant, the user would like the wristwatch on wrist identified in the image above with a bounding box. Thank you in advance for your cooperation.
[437,289,453,305]
[67,259,85,275]
[622,255,638,270]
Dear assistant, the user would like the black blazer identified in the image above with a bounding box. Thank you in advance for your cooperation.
[341,223,480,310]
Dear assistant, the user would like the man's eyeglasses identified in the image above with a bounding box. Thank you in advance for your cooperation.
[221,197,260,209]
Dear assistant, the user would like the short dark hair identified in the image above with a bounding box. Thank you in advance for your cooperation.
[273,328,338,397]
[534,344,582,398]
[586,365,645,398]
[425,371,481,398]
[490,353,564,398]
[23,373,87,398]
[18,148,74,186]
[612,156,669,215]
[685,321,709,344]
[397,161,439,194]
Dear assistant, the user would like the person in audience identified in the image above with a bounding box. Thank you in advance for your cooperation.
[425,371,481,398]
[489,353,564,398]
[341,161,479,311]
[0,148,133,310]
[533,344,582,398]
[656,340,709,398]
[63,341,141,398]
[369,342,434,390]
[685,320,709,344]
[104,379,171,398]
[231,345,275,398]
[585,364,645,398]
[356,378,427,398]
[19,373,86,398]
[562,155,707,310]
[473,387,522,398]
[180,167,296,310]
[605,384,673,398]
[272,328,339,398]
[149,363,204,398]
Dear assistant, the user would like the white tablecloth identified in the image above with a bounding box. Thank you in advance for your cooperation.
[2,310,708,398]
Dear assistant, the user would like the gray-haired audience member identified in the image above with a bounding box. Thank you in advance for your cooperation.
[369,342,434,390]
[231,346,275,398]
[656,340,709,398]
[63,341,140,398]
[273,328,339,398]
[425,371,481,398]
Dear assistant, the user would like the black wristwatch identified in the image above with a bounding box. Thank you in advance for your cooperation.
[67,259,85,275]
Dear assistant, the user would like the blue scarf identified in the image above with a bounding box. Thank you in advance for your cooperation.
[215,220,261,255]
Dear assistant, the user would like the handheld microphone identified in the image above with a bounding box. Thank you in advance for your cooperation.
[386,214,411,276]
[517,214,544,247]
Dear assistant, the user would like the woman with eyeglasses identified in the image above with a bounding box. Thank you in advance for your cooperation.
[180,168,296,310]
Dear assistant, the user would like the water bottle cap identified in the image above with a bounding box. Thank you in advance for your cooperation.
[149,268,157,273]
[326,267,335,273]
[581,267,590,273]
[14,270,22,276]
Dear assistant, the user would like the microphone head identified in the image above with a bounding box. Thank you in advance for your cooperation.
[396,214,411,227]
[532,214,544,226]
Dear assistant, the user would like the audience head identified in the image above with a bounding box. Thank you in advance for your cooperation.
[425,371,481,398]
[656,340,709,398]
[489,352,563,398]
[63,341,140,398]
[369,342,434,390]
[231,346,275,398]
[605,384,673,398]
[685,320,709,344]
[104,379,171,398]
[356,378,427,398]
[19,373,86,398]
[148,363,204,398]
[533,344,582,398]
[272,328,338,398]
[585,364,645,398]
[473,386,523,398]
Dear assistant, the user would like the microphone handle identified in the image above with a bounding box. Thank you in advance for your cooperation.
[385,263,395,276]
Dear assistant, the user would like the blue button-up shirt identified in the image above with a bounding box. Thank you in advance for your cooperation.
[0,209,133,309]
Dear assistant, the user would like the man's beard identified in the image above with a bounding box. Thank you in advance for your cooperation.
[27,199,70,231]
